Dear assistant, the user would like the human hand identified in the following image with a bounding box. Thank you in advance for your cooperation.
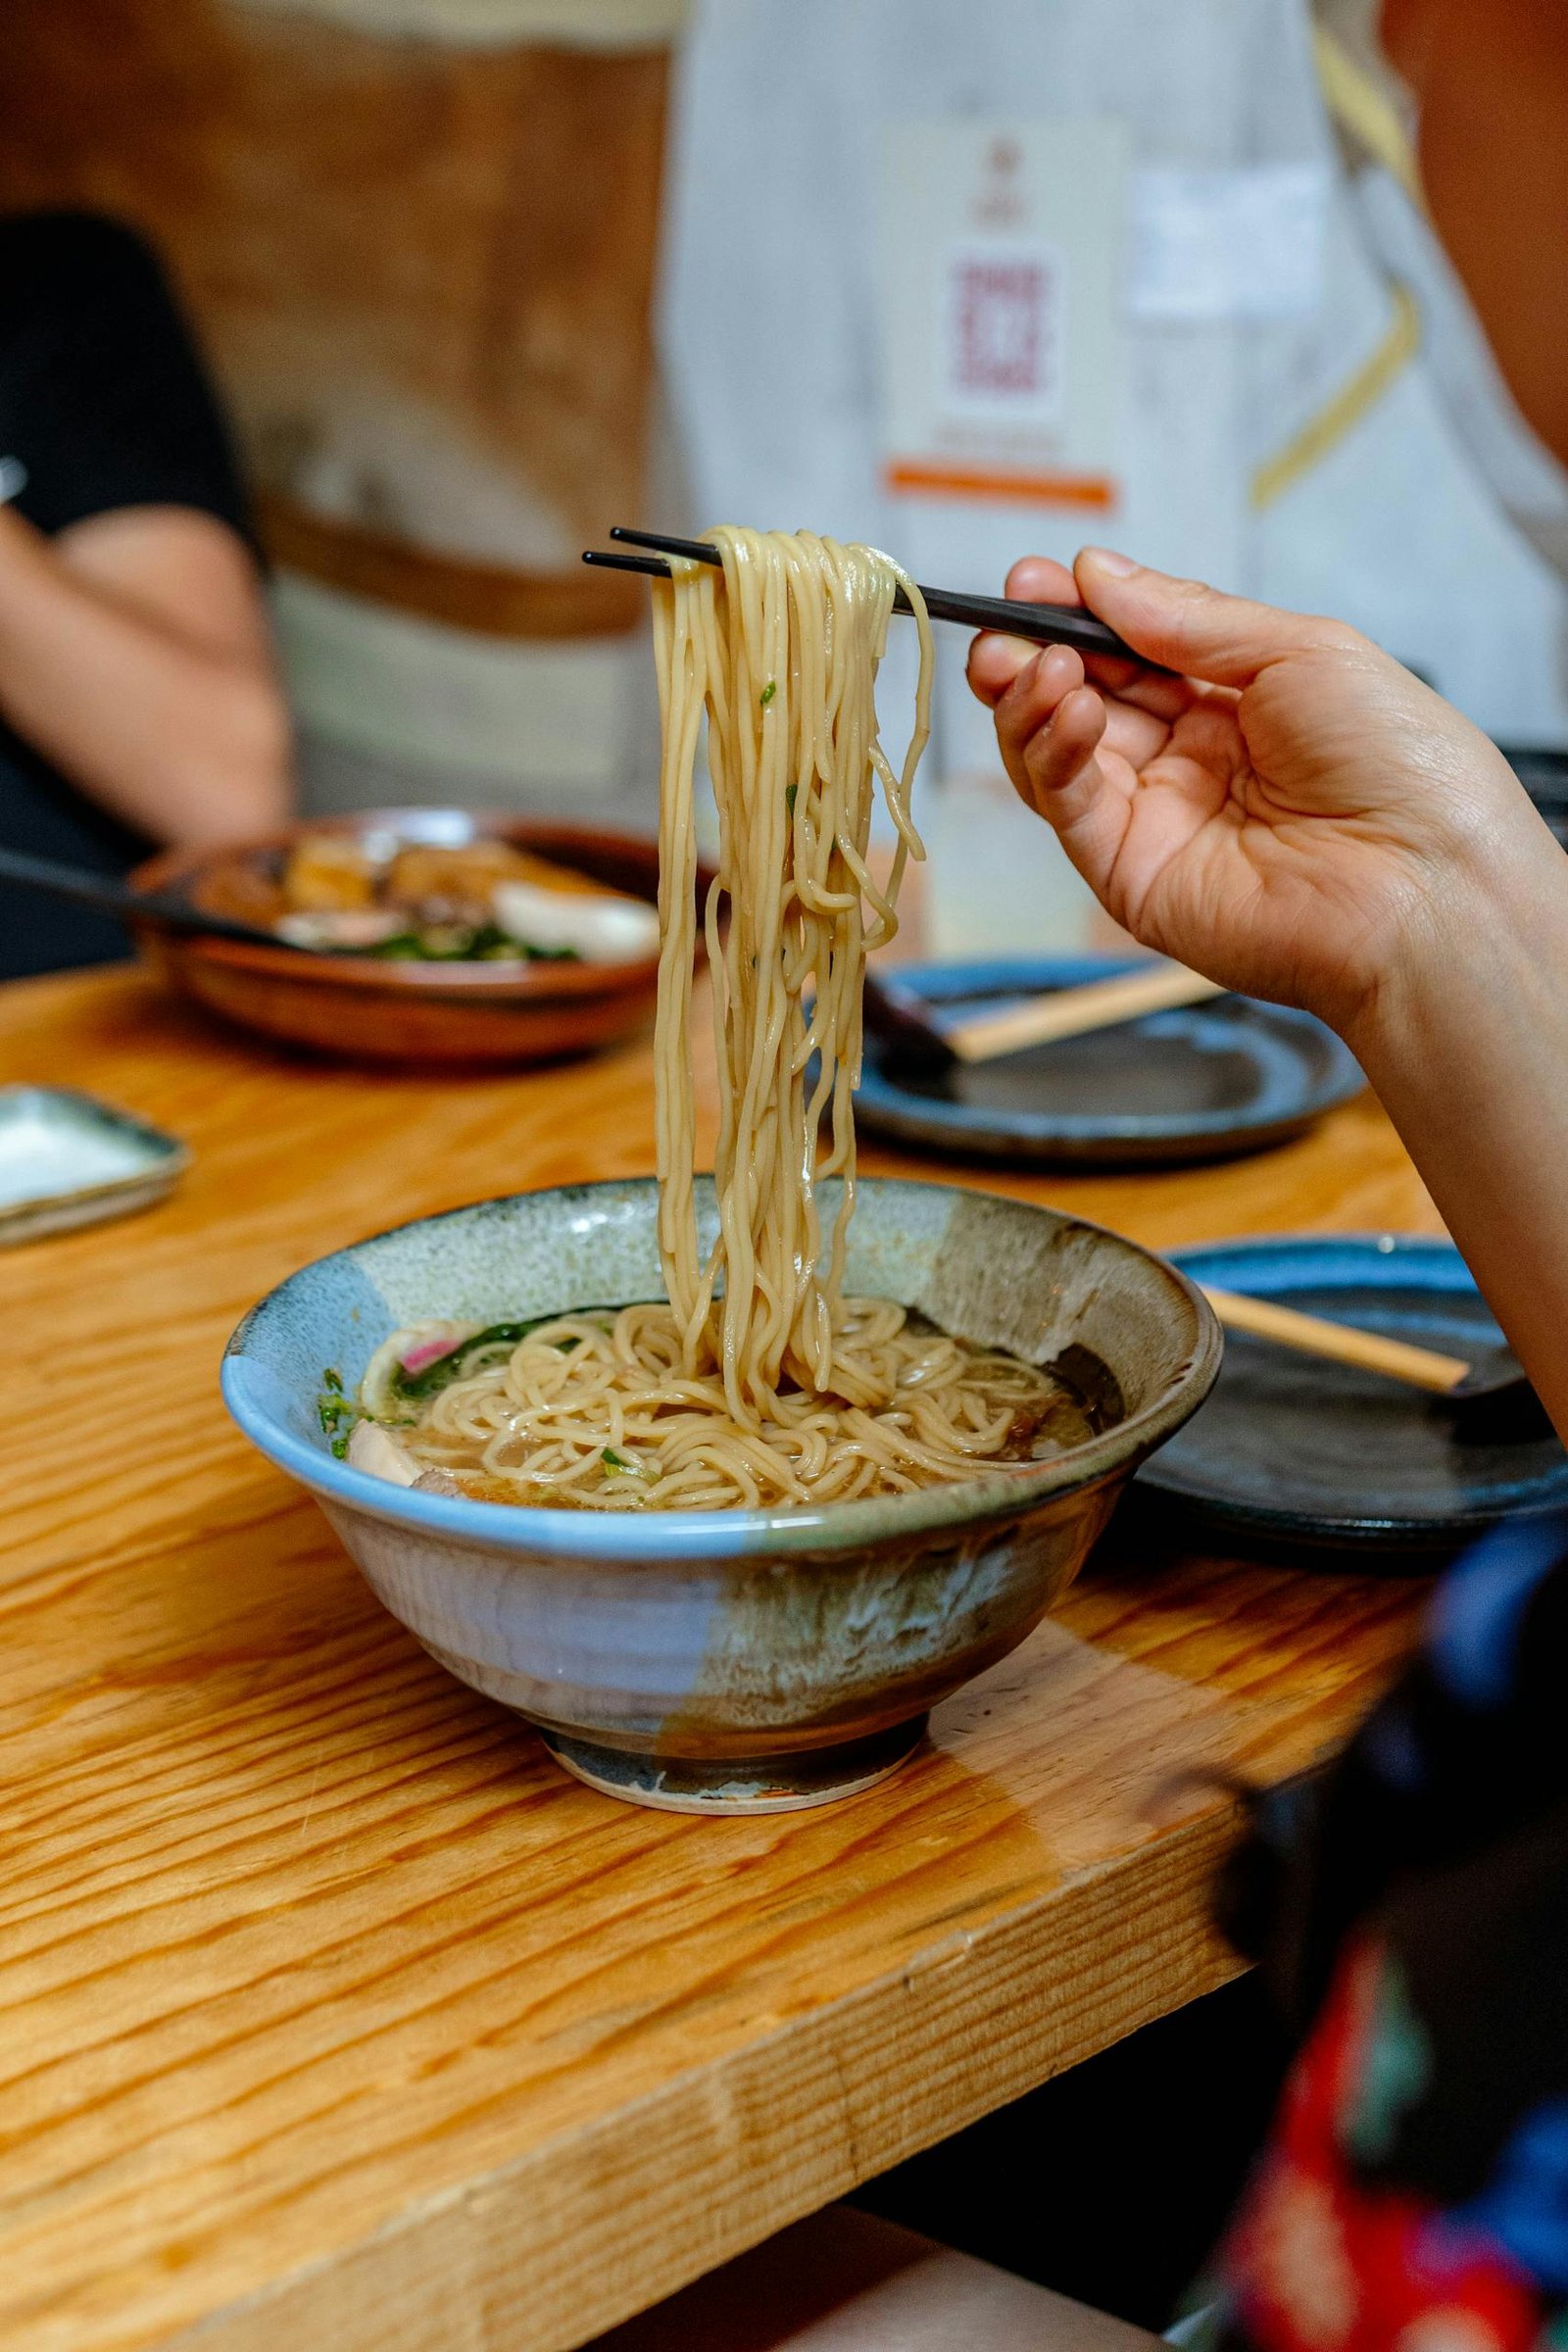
[966,550,1551,1039]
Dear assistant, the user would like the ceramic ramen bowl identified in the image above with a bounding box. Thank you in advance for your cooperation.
[222,1177,1221,1813]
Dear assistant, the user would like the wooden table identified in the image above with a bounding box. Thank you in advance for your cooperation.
[0,968,1440,2352]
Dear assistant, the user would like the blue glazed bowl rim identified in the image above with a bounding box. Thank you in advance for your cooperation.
[222,1176,1223,1561]
[856,956,1365,1141]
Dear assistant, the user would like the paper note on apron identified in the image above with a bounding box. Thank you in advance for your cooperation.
[875,121,1129,514]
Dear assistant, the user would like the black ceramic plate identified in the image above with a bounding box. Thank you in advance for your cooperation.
[854,957,1364,1168]
[1137,1235,1568,1554]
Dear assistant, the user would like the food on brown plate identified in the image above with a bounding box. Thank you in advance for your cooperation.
[281,834,380,912]
[274,833,660,965]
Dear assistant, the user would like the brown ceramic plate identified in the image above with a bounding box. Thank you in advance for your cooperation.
[132,809,686,1067]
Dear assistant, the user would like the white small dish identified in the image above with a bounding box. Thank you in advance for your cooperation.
[0,1087,189,1244]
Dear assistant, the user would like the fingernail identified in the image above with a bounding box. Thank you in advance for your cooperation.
[1080,547,1137,577]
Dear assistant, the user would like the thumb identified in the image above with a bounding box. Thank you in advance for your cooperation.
[1075,549,1353,689]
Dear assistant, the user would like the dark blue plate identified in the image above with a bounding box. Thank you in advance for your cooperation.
[856,957,1364,1167]
[1138,1235,1568,1554]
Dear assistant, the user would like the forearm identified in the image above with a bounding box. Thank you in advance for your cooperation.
[1346,844,1568,1440]
[0,506,292,847]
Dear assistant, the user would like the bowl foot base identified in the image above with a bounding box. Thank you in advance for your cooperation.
[538,1716,928,1814]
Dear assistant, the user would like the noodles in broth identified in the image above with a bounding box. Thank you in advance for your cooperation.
[350,528,1080,1510]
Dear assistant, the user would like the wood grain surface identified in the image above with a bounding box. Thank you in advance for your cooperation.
[0,967,1442,2352]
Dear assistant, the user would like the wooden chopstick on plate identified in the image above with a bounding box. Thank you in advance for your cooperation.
[945,961,1226,1064]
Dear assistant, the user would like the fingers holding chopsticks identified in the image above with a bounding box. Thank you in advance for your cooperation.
[965,557,1081,708]
[967,550,1198,721]
[991,646,1102,811]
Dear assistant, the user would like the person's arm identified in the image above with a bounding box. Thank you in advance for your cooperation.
[1345,848,1568,1441]
[968,550,1568,1441]
[0,498,293,848]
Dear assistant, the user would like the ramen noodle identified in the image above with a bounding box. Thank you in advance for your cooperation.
[342,528,1077,1509]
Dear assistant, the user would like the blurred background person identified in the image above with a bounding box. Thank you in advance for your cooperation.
[0,211,292,980]
[0,3,677,848]
[6,0,1559,970]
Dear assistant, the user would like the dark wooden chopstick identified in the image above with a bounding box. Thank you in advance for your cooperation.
[583,525,1164,669]
[0,846,296,949]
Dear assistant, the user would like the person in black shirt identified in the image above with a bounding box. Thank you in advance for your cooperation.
[0,211,292,979]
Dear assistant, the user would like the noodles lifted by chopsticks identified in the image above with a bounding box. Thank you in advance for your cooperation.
[653,526,930,1420]
[361,527,1073,1509]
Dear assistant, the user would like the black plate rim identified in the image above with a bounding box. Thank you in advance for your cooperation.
[1137,1232,1568,1547]
[856,955,1365,1160]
